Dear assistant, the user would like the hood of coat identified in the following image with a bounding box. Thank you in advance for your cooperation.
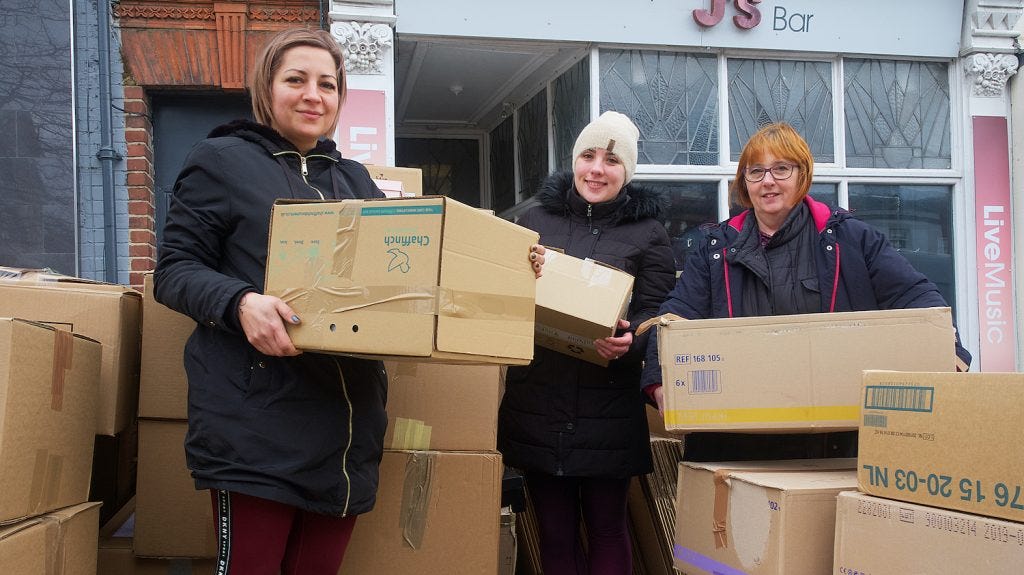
[207,119,341,159]
[535,171,668,224]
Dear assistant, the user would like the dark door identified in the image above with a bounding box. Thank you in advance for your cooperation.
[151,93,250,241]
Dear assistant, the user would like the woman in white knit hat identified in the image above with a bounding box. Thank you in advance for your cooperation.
[498,111,676,574]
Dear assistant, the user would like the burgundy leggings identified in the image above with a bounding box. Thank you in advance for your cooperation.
[210,489,357,575]
[525,474,632,575]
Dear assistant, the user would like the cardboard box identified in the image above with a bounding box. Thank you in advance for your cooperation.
[340,450,501,574]
[833,490,1024,575]
[138,273,195,420]
[858,370,1024,523]
[657,308,957,433]
[134,419,215,558]
[265,196,539,364]
[98,499,216,575]
[0,502,101,575]
[385,361,502,451]
[365,165,424,196]
[534,251,633,366]
[0,279,142,435]
[674,459,857,575]
[98,538,216,575]
[0,319,100,524]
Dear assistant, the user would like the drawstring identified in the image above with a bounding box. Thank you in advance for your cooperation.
[274,155,305,199]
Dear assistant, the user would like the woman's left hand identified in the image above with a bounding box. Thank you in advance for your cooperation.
[529,244,546,278]
[595,318,632,361]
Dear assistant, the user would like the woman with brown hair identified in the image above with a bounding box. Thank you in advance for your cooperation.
[154,27,385,574]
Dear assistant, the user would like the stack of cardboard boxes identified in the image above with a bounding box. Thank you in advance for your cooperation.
[654,307,960,575]
[833,370,1024,573]
[0,276,144,574]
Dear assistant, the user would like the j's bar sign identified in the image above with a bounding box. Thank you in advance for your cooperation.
[693,0,814,33]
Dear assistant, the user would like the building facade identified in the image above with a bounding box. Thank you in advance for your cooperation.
[0,0,1019,371]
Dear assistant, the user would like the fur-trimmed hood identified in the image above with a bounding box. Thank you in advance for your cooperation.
[534,171,668,224]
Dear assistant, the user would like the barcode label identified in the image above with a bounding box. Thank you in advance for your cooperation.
[864,385,934,412]
[863,413,888,428]
[689,370,721,394]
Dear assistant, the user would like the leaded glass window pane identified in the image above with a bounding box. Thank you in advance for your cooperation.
[599,49,718,165]
[644,181,719,271]
[727,59,834,162]
[848,184,956,310]
[517,90,549,198]
[490,116,515,213]
[844,59,951,169]
[396,138,480,207]
[553,58,590,171]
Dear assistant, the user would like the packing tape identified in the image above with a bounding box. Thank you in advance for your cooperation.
[437,289,533,322]
[390,418,432,451]
[664,405,859,426]
[29,450,63,517]
[399,451,435,549]
[282,284,534,323]
[50,329,73,411]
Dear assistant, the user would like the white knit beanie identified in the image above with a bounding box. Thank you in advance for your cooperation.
[572,111,640,183]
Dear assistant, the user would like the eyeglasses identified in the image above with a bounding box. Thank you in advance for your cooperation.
[744,164,797,183]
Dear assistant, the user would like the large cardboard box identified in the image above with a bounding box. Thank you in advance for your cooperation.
[138,273,195,420]
[0,502,101,575]
[265,196,539,364]
[340,450,502,574]
[657,307,956,433]
[97,498,216,575]
[834,490,1024,575]
[0,319,100,524]
[673,459,857,575]
[858,370,1024,523]
[97,538,216,575]
[534,250,633,366]
[0,279,142,435]
[385,361,502,451]
[134,419,215,558]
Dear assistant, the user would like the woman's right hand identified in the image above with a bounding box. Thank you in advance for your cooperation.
[237,292,303,357]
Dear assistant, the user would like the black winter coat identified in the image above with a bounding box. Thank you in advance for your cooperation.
[154,120,387,516]
[498,172,676,478]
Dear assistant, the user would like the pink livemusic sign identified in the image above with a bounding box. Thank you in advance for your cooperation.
[336,89,387,165]
[972,116,1017,371]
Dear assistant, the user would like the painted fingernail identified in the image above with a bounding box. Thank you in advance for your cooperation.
[291,315,301,324]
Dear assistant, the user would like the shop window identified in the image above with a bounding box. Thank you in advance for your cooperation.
[517,90,549,199]
[552,58,590,171]
[599,49,719,165]
[848,184,956,311]
[490,116,516,213]
[727,58,834,163]
[643,181,719,271]
[844,59,951,169]
[396,138,480,207]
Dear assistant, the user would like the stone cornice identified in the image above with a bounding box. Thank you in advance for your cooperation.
[331,20,393,75]
[965,52,1020,97]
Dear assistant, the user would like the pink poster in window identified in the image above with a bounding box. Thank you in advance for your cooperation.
[336,89,387,165]
[972,116,1017,371]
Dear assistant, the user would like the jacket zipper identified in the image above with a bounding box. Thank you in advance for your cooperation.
[274,151,337,200]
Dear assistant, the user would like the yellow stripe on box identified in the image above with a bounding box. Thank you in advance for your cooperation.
[665,405,860,425]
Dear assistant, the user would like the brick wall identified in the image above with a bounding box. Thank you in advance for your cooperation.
[123,85,155,291]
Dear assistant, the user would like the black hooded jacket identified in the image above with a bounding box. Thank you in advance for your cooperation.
[154,120,387,516]
[497,172,676,478]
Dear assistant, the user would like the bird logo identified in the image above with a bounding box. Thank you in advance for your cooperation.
[387,248,411,273]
